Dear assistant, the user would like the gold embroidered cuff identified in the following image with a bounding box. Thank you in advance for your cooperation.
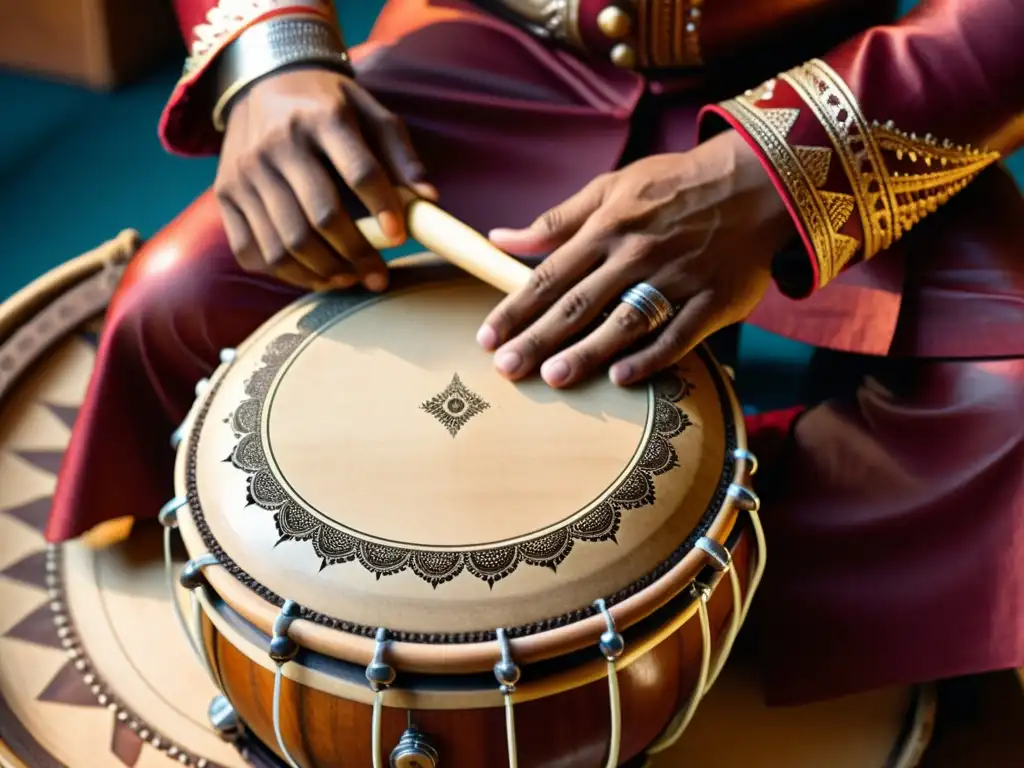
[715,59,1001,293]
[212,15,353,132]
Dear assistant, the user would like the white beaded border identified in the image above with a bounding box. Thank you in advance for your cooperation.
[44,545,217,768]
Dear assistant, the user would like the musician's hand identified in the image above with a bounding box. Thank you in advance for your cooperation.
[478,130,793,388]
[214,67,438,292]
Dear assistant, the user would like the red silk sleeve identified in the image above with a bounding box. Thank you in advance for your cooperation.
[160,0,339,157]
[700,0,1024,297]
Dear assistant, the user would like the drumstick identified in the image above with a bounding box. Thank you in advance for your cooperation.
[352,193,533,296]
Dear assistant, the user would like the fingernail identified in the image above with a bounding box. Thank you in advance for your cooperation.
[476,324,499,350]
[364,272,388,293]
[541,358,570,387]
[414,182,440,201]
[331,274,358,289]
[378,210,404,244]
[609,363,632,386]
[488,228,517,241]
[495,349,523,376]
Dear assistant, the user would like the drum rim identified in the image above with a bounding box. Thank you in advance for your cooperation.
[0,231,135,400]
[195,524,746,707]
[173,265,751,671]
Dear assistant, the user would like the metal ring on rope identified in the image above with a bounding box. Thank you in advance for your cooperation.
[493,628,521,768]
[727,473,767,628]
[364,627,397,768]
[593,599,625,768]
[177,552,223,691]
[643,581,713,756]
[642,455,764,759]
[173,348,235,447]
[158,497,204,666]
[268,600,303,768]
[693,535,737,694]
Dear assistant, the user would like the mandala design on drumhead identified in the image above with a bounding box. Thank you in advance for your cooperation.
[420,372,490,437]
[222,292,695,588]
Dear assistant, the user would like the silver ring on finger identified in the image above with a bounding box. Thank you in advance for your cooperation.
[619,282,675,332]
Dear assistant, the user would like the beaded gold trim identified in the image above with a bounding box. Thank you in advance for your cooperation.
[182,0,335,77]
[782,59,1000,260]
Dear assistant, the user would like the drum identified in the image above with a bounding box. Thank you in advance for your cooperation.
[163,251,766,768]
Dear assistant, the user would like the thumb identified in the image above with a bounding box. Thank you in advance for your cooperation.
[489,180,604,256]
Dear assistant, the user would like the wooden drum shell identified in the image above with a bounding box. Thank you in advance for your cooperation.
[192,529,754,768]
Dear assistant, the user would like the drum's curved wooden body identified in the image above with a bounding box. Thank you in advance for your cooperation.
[171,260,762,767]
[193,529,754,767]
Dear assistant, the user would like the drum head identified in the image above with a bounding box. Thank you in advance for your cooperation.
[179,268,740,641]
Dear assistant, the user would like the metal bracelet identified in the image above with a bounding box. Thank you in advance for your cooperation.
[212,15,354,132]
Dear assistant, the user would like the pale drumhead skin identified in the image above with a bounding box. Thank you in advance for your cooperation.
[180,267,735,641]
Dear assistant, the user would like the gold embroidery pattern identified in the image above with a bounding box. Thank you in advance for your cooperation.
[873,122,1000,235]
[782,59,1000,259]
[724,88,859,286]
[182,0,334,77]
[794,146,832,187]
[642,0,703,68]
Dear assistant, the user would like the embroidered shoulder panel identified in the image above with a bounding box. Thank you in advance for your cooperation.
[721,59,1000,290]
[183,0,336,77]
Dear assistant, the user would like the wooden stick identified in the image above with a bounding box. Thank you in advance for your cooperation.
[353,195,533,295]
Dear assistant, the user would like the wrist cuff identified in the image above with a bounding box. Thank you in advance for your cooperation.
[212,14,353,132]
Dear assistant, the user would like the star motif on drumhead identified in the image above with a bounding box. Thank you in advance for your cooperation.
[420,373,490,437]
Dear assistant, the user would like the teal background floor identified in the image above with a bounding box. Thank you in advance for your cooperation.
[0,1,1019,410]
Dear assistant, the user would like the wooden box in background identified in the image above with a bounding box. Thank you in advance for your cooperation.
[0,0,183,90]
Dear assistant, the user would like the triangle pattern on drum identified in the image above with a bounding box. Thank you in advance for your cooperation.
[2,496,52,534]
[37,660,106,708]
[14,450,66,477]
[3,602,64,649]
[110,720,144,767]
[0,549,50,589]
[45,403,81,431]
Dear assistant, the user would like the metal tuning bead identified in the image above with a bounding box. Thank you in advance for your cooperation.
[208,694,242,742]
[695,536,731,572]
[158,496,186,528]
[366,627,397,691]
[727,483,760,513]
[179,553,218,591]
[733,447,759,476]
[593,599,624,662]
[494,628,521,768]
[269,600,302,664]
[270,601,305,768]
[367,628,397,768]
[493,628,521,694]
[694,536,732,592]
[593,599,624,768]
[390,725,440,768]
